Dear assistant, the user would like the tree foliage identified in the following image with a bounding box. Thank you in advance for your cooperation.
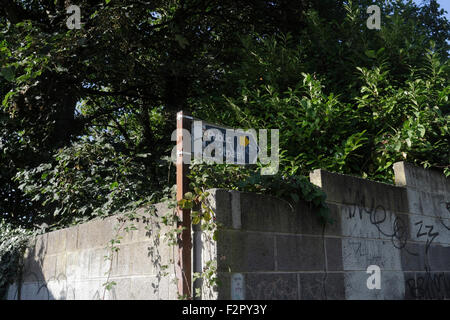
[0,0,448,230]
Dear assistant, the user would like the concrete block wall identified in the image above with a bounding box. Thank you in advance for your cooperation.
[197,161,450,300]
[6,161,449,300]
[6,203,178,300]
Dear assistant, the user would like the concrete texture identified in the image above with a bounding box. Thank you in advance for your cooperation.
[7,203,177,300]
[6,161,450,300]
[198,161,449,300]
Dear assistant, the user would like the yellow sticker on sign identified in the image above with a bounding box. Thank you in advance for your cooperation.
[240,136,250,147]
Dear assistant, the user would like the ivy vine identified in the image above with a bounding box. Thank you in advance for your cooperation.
[0,221,36,300]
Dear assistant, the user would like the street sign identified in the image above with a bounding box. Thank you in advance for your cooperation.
[191,120,258,165]
[174,112,278,298]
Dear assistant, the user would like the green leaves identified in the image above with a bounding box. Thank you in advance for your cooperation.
[109,181,119,190]
[1,0,449,241]
[174,34,189,49]
[0,66,15,82]
[365,50,376,59]
[177,198,193,210]
[0,220,34,292]
[2,91,16,108]
[183,192,193,200]
[103,281,116,291]
[186,163,331,225]
[12,130,169,228]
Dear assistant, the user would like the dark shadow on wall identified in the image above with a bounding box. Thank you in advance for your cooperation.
[5,234,56,300]
[5,207,174,300]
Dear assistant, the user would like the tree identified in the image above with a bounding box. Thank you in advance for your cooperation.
[0,0,448,228]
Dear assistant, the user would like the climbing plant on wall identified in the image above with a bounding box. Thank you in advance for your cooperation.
[0,0,448,299]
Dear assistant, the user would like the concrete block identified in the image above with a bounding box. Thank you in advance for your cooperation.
[310,169,409,213]
[294,202,329,236]
[22,256,45,282]
[400,243,427,272]
[46,277,70,300]
[239,191,335,236]
[110,244,132,277]
[66,250,89,281]
[389,213,414,248]
[41,254,57,281]
[77,217,115,250]
[276,235,325,271]
[76,220,90,250]
[340,204,411,243]
[323,204,342,236]
[403,272,417,299]
[445,273,450,299]
[230,191,242,229]
[65,252,79,280]
[326,238,343,271]
[426,245,450,271]
[394,161,449,195]
[127,275,170,300]
[299,272,326,300]
[63,283,77,300]
[137,218,162,245]
[300,272,345,300]
[71,280,104,300]
[211,272,231,300]
[342,238,402,271]
[239,192,287,233]
[32,233,48,258]
[207,189,232,228]
[88,247,110,278]
[112,219,138,245]
[103,277,131,300]
[324,273,346,300]
[20,282,53,300]
[406,189,448,220]
[148,238,175,272]
[309,169,323,188]
[55,253,67,277]
[344,271,405,299]
[409,214,450,246]
[46,229,67,254]
[245,273,298,300]
[340,203,385,239]
[66,225,78,251]
[409,271,450,299]
[112,241,156,277]
[167,272,178,300]
[6,284,19,300]
[200,230,218,265]
[143,240,167,274]
[216,230,275,272]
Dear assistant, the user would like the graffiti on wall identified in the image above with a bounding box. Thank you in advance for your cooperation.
[343,190,450,299]
[405,269,450,299]
[344,191,417,255]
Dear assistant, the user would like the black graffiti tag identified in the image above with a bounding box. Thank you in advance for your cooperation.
[346,193,417,255]
[414,221,439,254]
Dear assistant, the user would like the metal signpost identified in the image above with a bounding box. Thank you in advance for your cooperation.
[175,111,258,298]
[176,111,192,298]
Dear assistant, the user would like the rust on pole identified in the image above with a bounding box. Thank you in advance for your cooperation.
[176,110,192,298]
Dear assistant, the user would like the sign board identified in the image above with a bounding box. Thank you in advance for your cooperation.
[191,120,258,165]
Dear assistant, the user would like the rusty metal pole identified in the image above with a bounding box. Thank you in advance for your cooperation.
[176,111,192,299]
